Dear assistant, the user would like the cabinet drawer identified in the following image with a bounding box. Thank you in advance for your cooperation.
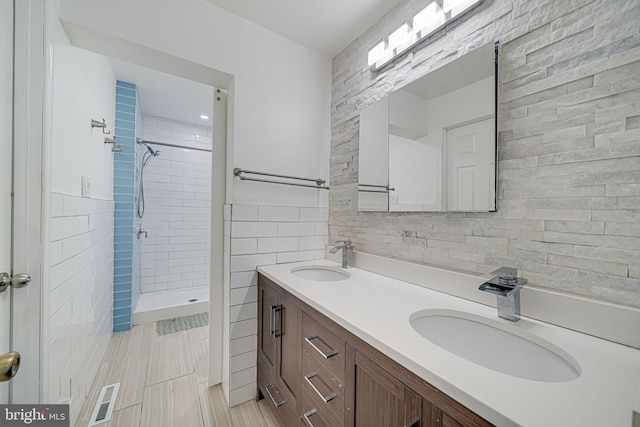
[303,348,345,401]
[302,349,345,426]
[302,313,346,384]
[259,382,298,426]
[300,388,335,427]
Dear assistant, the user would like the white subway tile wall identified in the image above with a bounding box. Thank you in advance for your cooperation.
[225,203,328,406]
[132,87,144,311]
[49,193,113,422]
[330,0,640,307]
[139,115,212,294]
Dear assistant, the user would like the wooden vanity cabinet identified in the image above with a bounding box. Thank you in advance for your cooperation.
[258,274,493,427]
[257,276,302,426]
[352,351,421,427]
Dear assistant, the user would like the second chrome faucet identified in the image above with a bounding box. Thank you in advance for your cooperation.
[479,267,527,321]
[329,239,354,268]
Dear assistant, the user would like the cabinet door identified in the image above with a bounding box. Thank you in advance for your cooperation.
[258,280,279,377]
[423,399,443,427]
[442,414,463,427]
[279,291,301,401]
[353,351,420,427]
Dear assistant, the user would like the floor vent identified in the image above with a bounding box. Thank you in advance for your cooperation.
[88,383,120,426]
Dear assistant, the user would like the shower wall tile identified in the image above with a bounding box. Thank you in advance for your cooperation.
[132,86,144,312]
[48,192,113,420]
[112,80,139,332]
[226,203,329,405]
[139,115,212,294]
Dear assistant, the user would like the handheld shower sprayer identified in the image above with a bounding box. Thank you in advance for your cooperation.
[142,142,161,157]
[137,141,161,218]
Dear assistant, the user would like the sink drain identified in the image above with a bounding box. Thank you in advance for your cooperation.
[188,298,198,302]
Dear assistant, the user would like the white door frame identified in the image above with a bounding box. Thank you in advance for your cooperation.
[11,0,46,403]
[55,21,233,391]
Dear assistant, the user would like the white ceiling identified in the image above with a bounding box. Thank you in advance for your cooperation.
[204,0,405,57]
[109,0,405,127]
[110,58,214,129]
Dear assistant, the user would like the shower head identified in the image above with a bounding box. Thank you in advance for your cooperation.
[142,142,161,157]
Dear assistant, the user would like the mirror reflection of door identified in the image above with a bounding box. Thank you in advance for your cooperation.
[445,117,495,211]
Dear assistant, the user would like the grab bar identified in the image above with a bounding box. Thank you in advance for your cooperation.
[234,168,329,190]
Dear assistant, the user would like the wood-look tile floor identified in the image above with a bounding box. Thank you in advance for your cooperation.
[75,322,281,427]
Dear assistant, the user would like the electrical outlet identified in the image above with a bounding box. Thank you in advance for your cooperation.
[81,176,92,198]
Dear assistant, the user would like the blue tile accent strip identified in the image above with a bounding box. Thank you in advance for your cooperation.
[114,283,132,292]
[114,291,131,301]
[115,119,135,130]
[115,111,135,121]
[114,273,133,283]
[113,314,131,325]
[116,80,136,90]
[116,95,136,106]
[113,307,130,317]
[112,80,139,333]
[116,87,136,97]
[116,129,135,138]
[113,323,130,333]
[114,265,132,275]
[113,299,131,309]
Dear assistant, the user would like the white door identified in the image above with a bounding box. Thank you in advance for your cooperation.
[0,0,15,403]
[1,0,34,403]
[445,117,495,211]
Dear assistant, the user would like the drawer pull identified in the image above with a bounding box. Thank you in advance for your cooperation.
[302,408,319,427]
[265,384,286,408]
[270,305,282,337]
[305,335,338,359]
[304,372,337,403]
[273,305,282,338]
[269,305,276,336]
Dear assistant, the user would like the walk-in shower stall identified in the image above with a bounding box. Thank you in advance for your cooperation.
[134,117,213,324]
[113,79,213,330]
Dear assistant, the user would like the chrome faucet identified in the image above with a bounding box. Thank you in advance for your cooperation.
[329,239,354,268]
[479,267,527,321]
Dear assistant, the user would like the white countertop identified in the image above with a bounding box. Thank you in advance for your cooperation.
[258,259,640,427]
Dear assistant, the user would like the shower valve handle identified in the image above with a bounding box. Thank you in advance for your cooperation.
[137,229,148,239]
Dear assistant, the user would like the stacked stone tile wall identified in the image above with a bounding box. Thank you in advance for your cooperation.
[330,0,640,307]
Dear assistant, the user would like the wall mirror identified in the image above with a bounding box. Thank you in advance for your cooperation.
[358,42,498,212]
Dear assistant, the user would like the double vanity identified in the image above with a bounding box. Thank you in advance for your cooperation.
[256,256,640,426]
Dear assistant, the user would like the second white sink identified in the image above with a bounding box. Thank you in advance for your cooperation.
[410,309,581,382]
[290,265,351,282]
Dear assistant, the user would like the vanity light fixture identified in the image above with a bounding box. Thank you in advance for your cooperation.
[413,2,443,37]
[388,22,413,52]
[368,0,484,72]
[367,40,389,66]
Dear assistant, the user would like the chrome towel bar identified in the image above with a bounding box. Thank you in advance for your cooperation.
[358,183,395,193]
[234,168,329,190]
